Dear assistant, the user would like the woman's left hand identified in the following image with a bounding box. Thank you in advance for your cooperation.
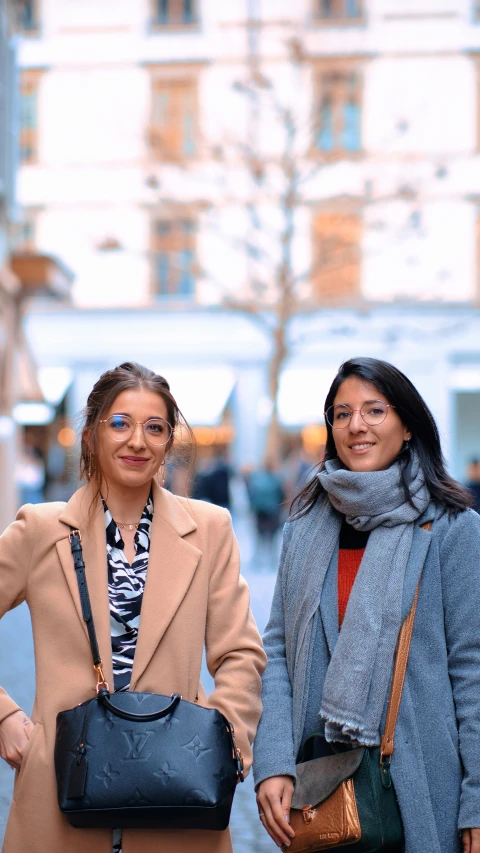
[462,828,480,853]
[0,710,34,771]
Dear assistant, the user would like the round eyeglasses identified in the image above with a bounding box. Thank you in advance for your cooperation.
[324,401,396,430]
[100,414,173,446]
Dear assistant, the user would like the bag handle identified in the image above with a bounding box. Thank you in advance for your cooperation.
[69,528,182,723]
[379,520,432,779]
[97,687,181,721]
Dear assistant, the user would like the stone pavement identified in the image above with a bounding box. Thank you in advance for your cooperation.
[0,512,279,852]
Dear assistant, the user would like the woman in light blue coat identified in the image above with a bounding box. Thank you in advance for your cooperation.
[254,357,480,853]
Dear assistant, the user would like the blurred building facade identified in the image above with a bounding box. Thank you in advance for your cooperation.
[15,0,480,482]
[0,0,19,528]
[0,0,73,531]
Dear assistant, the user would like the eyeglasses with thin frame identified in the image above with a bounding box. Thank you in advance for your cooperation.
[99,414,173,446]
[324,401,396,430]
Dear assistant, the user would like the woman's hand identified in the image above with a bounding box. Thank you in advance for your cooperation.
[462,828,480,853]
[0,710,34,771]
[256,775,296,848]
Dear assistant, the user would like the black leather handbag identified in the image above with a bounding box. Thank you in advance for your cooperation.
[54,530,244,830]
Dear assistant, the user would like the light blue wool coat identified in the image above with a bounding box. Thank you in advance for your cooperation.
[252,501,480,853]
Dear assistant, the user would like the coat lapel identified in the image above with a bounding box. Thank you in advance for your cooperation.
[57,485,114,688]
[130,483,201,689]
[401,512,434,620]
[319,545,340,656]
[55,482,202,692]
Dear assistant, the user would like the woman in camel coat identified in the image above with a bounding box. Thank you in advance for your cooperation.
[0,362,266,853]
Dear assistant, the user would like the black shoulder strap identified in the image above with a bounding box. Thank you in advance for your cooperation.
[69,529,102,670]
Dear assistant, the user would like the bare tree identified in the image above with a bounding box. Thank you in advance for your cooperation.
[145,19,364,465]
[205,32,358,464]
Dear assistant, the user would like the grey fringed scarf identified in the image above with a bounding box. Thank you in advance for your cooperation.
[312,452,430,746]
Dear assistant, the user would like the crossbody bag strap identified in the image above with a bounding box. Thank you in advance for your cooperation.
[69,528,109,692]
[379,520,432,774]
[68,529,191,725]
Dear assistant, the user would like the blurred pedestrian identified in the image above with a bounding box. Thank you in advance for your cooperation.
[0,362,265,853]
[44,434,73,502]
[193,450,232,510]
[246,459,285,567]
[15,445,46,506]
[254,356,480,853]
[282,446,316,507]
[466,458,480,513]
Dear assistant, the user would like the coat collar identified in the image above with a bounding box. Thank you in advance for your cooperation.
[56,481,201,691]
[57,480,198,538]
[319,546,339,656]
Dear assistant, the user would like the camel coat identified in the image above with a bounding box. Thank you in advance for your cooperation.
[0,482,266,853]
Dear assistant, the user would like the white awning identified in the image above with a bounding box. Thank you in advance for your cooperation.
[278,368,332,427]
[38,367,74,406]
[449,367,480,391]
[13,402,55,425]
[158,366,236,427]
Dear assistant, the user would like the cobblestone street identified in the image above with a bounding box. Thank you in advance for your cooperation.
[0,513,279,852]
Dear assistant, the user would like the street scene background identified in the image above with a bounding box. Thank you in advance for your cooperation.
[2,0,480,849]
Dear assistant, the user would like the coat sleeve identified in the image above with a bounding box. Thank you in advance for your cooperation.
[440,509,480,830]
[252,522,297,789]
[204,509,266,775]
[0,505,37,723]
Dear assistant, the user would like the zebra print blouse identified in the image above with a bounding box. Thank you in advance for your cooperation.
[103,492,153,692]
[103,493,153,853]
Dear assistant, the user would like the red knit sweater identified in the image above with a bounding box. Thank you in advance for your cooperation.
[338,519,369,627]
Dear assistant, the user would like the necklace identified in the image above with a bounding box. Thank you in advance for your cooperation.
[115,521,139,531]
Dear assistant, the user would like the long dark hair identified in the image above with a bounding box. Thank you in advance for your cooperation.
[291,356,472,518]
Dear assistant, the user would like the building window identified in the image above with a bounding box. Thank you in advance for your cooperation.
[313,61,362,158]
[20,70,42,163]
[313,0,363,23]
[152,217,197,299]
[16,0,39,34]
[149,73,198,161]
[312,211,361,302]
[150,0,198,29]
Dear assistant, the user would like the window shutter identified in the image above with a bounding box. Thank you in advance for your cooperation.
[152,216,196,298]
[314,61,362,157]
[312,212,361,301]
[151,77,197,161]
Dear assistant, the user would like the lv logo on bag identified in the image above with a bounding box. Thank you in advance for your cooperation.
[122,731,154,762]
